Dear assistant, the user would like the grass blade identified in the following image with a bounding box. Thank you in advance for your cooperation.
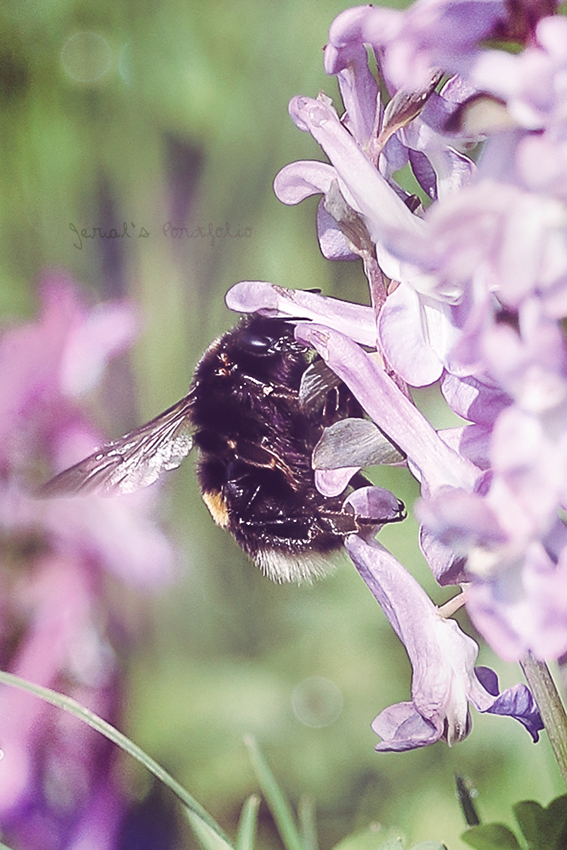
[186,810,236,850]
[244,734,304,850]
[236,794,261,850]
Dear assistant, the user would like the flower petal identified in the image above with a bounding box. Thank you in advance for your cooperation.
[372,702,442,751]
[295,322,480,493]
[226,282,378,346]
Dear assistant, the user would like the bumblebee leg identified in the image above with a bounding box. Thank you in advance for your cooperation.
[238,514,320,542]
[236,497,406,543]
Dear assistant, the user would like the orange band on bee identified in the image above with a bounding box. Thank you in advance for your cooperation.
[202,489,230,527]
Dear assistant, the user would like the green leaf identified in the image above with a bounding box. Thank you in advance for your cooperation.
[244,734,304,850]
[236,795,261,850]
[461,824,522,850]
[513,795,567,850]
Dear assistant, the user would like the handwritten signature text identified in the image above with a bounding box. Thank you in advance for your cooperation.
[70,221,150,250]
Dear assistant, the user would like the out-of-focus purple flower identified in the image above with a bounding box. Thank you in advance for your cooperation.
[0,271,175,848]
[326,1,558,92]
[471,15,567,133]
[416,297,567,659]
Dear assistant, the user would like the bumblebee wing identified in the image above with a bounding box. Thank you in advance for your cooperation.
[40,396,195,497]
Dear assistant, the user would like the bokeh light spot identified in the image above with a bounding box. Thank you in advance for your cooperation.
[61,32,112,84]
[291,676,343,728]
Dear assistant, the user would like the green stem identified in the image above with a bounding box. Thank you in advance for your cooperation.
[520,653,567,787]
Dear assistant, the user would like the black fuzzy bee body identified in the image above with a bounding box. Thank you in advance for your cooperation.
[41,315,403,582]
[190,317,368,580]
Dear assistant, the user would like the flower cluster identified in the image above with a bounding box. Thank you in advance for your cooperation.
[226,0,567,749]
[0,272,174,848]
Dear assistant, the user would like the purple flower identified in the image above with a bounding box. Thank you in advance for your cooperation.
[293,320,480,493]
[283,94,428,273]
[251,0,567,671]
[226,280,378,346]
[233,284,483,487]
[223,0,567,759]
[273,22,483,384]
[0,272,175,847]
[417,298,567,659]
[471,15,567,134]
[326,1,558,92]
[343,496,542,751]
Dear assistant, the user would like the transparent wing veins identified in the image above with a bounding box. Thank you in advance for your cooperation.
[40,395,195,497]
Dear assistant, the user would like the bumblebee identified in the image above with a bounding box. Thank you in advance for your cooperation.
[42,315,404,581]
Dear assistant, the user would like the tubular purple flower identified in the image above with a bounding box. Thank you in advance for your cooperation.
[275,63,481,379]
[419,181,567,313]
[274,161,337,205]
[467,541,567,661]
[343,512,543,750]
[471,15,567,132]
[226,281,378,347]
[377,282,468,385]
[273,161,362,261]
[241,0,567,696]
[440,372,512,426]
[287,95,441,296]
[323,37,379,148]
[294,321,480,495]
[419,478,567,661]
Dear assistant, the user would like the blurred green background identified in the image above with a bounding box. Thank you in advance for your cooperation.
[0,0,563,847]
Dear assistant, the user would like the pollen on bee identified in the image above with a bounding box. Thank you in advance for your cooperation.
[202,489,230,527]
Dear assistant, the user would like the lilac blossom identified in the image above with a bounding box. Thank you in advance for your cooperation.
[227,282,480,494]
[342,496,542,751]
[417,296,567,659]
[228,274,567,663]
[228,282,544,742]
[325,1,559,93]
[273,37,482,385]
[225,0,567,740]
[0,272,174,847]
